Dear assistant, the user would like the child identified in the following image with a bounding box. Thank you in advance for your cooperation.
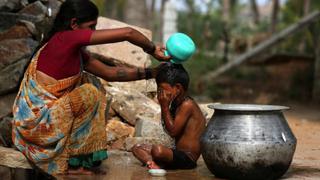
[132,63,206,169]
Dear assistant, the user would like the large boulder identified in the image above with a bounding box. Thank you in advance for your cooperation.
[106,117,135,150]
[107,79,157,96]
[0,38,38,95]
[133,118,174,147]
[86,17,152,68]
[0,57,29,95]
[106,86,161,125]
[125,137,175,151]
[18,1,47,19]
[0,12,40,31]
[0,20,36,41]
[0,38,37,69]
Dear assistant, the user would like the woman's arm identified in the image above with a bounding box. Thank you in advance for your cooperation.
[89,27,170,61]
[84,57,155,82]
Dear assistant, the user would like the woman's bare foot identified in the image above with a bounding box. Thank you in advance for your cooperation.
[67,167,94,175]
[90,167,107,175]
[146,161,161,169]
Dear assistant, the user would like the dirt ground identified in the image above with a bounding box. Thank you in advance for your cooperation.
[55,103,320,180]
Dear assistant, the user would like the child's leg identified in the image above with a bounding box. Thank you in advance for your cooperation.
[150,145,173,164]
[132,144,174,169]
[132,144,153,165]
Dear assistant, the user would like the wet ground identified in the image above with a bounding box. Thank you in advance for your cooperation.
[57,103,320,180]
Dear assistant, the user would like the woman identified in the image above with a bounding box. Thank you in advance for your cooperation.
[12,0,170,175]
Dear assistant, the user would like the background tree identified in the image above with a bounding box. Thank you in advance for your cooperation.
[250,0,260,26]
[270,0,279,33]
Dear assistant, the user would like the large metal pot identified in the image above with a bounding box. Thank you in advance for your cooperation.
[200,104,297,180]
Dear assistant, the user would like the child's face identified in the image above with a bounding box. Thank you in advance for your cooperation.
[157,82,183,102]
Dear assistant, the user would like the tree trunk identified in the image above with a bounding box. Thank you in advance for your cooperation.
[250,0,260,25]
[104,0,127,21]
[159,0,168,42]
[222,0,230,23]
[270,0,279,33]
[222,23,230,62]
[304,0,311,16]
[124,0,148,28]
[310,22,320,102]
[299,0,311,52]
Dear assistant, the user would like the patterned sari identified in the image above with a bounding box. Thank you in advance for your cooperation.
[12,47,108,175]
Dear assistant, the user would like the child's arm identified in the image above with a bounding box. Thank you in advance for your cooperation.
[159,91,193,137]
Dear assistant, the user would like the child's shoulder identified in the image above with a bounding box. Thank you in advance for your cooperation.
[181,96,197,108]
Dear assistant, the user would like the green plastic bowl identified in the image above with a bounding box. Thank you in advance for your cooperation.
[164,33,196,64]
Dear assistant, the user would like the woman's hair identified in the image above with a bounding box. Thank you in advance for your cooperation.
[156,63,190,90]
[43,0,99,44]
[18,0,98,86]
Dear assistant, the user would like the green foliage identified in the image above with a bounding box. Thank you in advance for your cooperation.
[277,0,320,54]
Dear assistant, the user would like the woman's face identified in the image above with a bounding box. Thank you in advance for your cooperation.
[78,20,97,30]
[71,18,97,30]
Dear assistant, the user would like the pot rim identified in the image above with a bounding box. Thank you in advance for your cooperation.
[208,103,290,111]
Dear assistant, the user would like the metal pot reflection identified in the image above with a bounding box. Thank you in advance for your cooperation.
[200,104,297,180]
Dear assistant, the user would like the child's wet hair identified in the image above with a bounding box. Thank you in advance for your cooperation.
[156,63,189,90]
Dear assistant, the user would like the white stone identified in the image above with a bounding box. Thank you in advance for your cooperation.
[86,17,152,68]
[105,86,161,125]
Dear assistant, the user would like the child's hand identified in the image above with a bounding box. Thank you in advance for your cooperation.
[146,161,160,169]
[158,89,174,107]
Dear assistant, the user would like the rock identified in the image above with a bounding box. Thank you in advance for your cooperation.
[125,137,174,152]
[0,0,28,12]
[106,117,135,150]
[106,150,140,165]
[106,117,135,142]
[133,118,174,147]
[107,79,157,95]
[0,146,32,169]
[0,21,36,41]
[86,17,152,68]
[106,86,161,125]
[0,57,29,95]
[0,38,38,69]
[107,107,117,120]
[0,12,40,31]
[0,115,13,147]
[41,0,62,18]
[17,20,37,36]
[0,93,16,118]
[198,103,215,124]
[19,1,47,19]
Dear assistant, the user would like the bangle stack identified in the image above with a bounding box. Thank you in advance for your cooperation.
[145,68,153,79]
[137,68,145,79]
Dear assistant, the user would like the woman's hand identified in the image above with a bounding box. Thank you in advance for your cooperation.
[151,45,171,62]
